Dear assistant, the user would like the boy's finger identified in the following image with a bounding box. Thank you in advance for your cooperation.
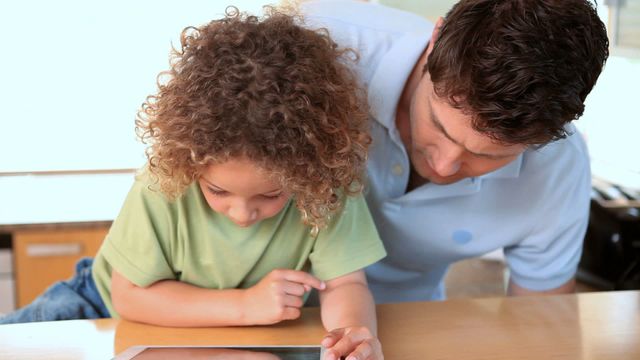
[281,270,326,290]
[283,282,306,297]
[345,341,374,360]
[282,306,301,321]
[325,331,358,358]
[322,348,340,360]
[321,329,343,348]
[284,294,304,308]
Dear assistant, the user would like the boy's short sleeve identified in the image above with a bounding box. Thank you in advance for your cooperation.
[97,179,179,288]
[309,194,387,280]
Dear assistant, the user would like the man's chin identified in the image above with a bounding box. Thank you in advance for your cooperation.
[422,172,467,185]
[428,177,461,185]
[413,162,467,185]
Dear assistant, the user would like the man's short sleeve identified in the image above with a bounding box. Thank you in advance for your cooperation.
[504,154,591,291]
[309,194,387,281]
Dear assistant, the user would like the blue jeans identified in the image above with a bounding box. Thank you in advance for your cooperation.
[0,257,109,324]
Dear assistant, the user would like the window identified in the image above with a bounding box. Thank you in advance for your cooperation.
[606,0,640,54]
[0,0,270,174]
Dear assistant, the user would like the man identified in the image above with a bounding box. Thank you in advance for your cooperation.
[302,0,609,302]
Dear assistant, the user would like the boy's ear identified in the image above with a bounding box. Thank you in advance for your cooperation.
[426,17,444,56]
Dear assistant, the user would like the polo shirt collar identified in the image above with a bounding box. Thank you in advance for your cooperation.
[479,154,524,180]
[396,155,524,203]
[368,25,433,131]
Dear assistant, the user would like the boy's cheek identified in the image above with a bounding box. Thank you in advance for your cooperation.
[262,197,290,219]
[203,196,225,214]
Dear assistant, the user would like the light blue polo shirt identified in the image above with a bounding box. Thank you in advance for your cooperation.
[302,0,591,303]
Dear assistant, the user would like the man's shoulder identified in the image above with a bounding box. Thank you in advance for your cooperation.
[301,0,430,36]
[504,128,591,207]
[472,126,590,210]
[522,125,589,173]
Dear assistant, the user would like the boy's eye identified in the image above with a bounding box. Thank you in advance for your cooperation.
[208,188,281,199]
[208,188,227,196]
[262,193,282,199]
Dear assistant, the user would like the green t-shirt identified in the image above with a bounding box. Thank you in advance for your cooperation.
[92,177,386,317]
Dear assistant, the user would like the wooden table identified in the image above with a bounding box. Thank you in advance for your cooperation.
[1,291,638,359]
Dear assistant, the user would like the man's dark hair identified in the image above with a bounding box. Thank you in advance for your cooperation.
[426,0,609,145]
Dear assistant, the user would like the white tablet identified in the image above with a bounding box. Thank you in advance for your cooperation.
[113,345,326,360]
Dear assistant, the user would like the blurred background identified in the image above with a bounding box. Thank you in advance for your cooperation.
[1,0,638,185]
[0,0,638,311]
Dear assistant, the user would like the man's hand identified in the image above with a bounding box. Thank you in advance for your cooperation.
[242,269,325,325]
[321,326,383,360]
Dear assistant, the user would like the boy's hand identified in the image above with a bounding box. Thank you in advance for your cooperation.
[242,269,325,325]
[321,326,383,360]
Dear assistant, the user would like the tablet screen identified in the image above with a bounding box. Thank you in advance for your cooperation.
[114,346,323,360]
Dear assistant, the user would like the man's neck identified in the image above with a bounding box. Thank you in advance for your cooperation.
[394,47,427,144]
[396,44,430,194]
[408,163,431,192]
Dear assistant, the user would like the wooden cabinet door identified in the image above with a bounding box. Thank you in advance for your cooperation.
[13,227,109,307]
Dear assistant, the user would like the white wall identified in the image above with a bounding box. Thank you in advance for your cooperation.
[0,0,272,173]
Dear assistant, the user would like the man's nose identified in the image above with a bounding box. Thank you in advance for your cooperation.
[431,146,462,177]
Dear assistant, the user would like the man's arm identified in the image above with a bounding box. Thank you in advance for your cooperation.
[507,278,576,296]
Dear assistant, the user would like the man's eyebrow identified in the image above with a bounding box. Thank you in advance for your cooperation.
[429,107,518,159]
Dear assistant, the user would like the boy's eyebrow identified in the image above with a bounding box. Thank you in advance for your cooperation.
[259,187,284,195]
[201,177,222,190]
[201,177,282,194]
[429,106,519,159]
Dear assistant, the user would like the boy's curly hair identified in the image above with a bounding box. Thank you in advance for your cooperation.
[135,6,370,229]
[427,0,609,145]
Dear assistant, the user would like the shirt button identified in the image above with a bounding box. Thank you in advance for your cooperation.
[392,164,403,176]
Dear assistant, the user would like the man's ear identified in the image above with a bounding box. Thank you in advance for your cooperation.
[426,17,445,56]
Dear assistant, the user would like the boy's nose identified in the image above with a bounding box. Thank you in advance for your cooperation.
[228,205,258,226]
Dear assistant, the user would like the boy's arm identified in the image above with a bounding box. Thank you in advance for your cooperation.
[111,269,246,327]
[319,270,383,360]
[111,269,324,327]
